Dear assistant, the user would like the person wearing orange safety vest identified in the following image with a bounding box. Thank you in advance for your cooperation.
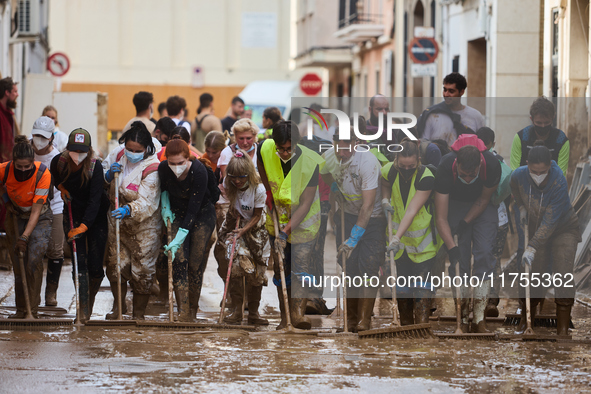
[0,136,52,318]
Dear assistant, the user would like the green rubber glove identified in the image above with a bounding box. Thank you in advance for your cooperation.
[161,191,175,226]
[164,228,189,260]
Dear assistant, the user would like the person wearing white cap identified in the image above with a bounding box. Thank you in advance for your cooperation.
[30,116,65,306]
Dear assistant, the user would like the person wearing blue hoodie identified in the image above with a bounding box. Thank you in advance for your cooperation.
[510,142,580,336]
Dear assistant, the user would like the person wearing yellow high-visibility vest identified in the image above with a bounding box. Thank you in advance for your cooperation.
[321,132,386,333]
[257,121,325,330]
[381,139,443,325]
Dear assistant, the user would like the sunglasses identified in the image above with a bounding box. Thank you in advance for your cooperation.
[227,174,248,178]
[276,147,292,154]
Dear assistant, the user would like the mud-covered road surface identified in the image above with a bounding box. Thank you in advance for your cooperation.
[1,231,591,393]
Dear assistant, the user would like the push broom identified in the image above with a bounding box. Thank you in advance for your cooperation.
[359,214,432,339]
[86,172,135,327]
[0,211,72,329]
[137,217,256,331]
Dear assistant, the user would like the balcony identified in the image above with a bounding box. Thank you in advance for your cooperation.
[294,46,354,68]
[334,13,385,43]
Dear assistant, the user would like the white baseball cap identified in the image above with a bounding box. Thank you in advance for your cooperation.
[31,116,55,138]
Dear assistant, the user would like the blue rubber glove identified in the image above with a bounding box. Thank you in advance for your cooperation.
[521,246,535,270]
[160,191,175,226]
[274,231,288,260]
[105,162,122,182]
[337,224,365,260]
[164,228,189,260]
[111,205,131,219]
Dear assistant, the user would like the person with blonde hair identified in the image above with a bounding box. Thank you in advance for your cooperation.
[159,139,216,321]
[214,118,259,312]
[41,105,68,152]
[217,149,270,325]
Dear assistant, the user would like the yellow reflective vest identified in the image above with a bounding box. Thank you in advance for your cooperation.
[261,139,325,244]
[381,163,442,263]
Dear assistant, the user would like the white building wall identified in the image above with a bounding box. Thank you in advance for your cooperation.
[49,0,294,86]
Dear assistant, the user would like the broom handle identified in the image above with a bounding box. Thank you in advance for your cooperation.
[340,207,348,332]
[524,223,533,334]
[13,213,34,320]
[66,201,81,325]
[272,205,292,328]
[166,218,174,322]
[115,172,123,320]
[387,214,401,327]
[454,234,462,334]
[218,219,240,324]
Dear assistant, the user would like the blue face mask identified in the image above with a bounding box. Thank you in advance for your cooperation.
[125,149,145,163]
[245,145,255,153]
[459,173,479,185]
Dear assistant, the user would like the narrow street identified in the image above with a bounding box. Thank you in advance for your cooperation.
[1,230,590,393]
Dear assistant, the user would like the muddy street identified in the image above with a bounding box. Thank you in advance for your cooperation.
[1,231,591,393]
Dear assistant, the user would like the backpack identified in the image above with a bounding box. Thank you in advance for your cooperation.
[449,134,488,183]
[56,151,97,181]
[193,114,210,151]
[491,152,513,206]
[3,161,53,203]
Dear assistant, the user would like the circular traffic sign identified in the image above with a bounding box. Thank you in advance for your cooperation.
[47,52,70,77]
[408,37,439,64]
[300,73,323,96]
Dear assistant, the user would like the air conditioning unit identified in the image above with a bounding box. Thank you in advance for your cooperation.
[18,0,41,36]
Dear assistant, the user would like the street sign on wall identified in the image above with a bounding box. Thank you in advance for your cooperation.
[47,52,70,77]
[411,63,437,77]
[408,37,439,64]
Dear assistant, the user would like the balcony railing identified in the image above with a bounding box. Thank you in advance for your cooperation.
[338,13,383,29]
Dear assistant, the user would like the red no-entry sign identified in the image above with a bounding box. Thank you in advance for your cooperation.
[408,37,439,64]
[300,73,323,96]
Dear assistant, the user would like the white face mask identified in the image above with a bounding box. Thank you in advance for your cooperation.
[275,151,292,164]
[170,162,188,178]
[530,171,547,186]
[69,151,88,165]
[33,136,50,150]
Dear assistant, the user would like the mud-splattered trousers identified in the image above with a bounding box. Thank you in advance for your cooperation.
[213,202,230,281]
[104,152,162,295]
[218,208,270,287]
[170,202,216,310]
[6,208,52,314]
[308,201,330,299]
[334,210,386,299]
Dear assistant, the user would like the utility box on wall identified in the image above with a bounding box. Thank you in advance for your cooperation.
[53,92,109,157]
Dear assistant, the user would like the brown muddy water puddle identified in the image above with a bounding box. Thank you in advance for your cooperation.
[0,315,590,393]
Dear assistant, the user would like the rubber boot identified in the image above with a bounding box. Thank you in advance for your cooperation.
[276,286,289,330]
[106,281,127,320]
[247,284,269,325]
[398,298,415,326]
[45,258,63,306]
[291,297,312,330]
[556,305,572,336]
[413,289,432,324]
[88,277,103,317]
[224,278,244,324]
[77,271,91,323]
[460,286,471,333]
[346,298,359,332]
[516,299,538,334]
[357,297,376,332]
[472,280,491,333]
[132,293,150,320]
[485,297,500,318]
[174,287,191,322]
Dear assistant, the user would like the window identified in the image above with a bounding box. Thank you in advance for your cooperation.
[452,56,459,73]
[551,9,559,97]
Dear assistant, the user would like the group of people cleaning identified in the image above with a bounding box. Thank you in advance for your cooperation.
[0,92,578,337]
